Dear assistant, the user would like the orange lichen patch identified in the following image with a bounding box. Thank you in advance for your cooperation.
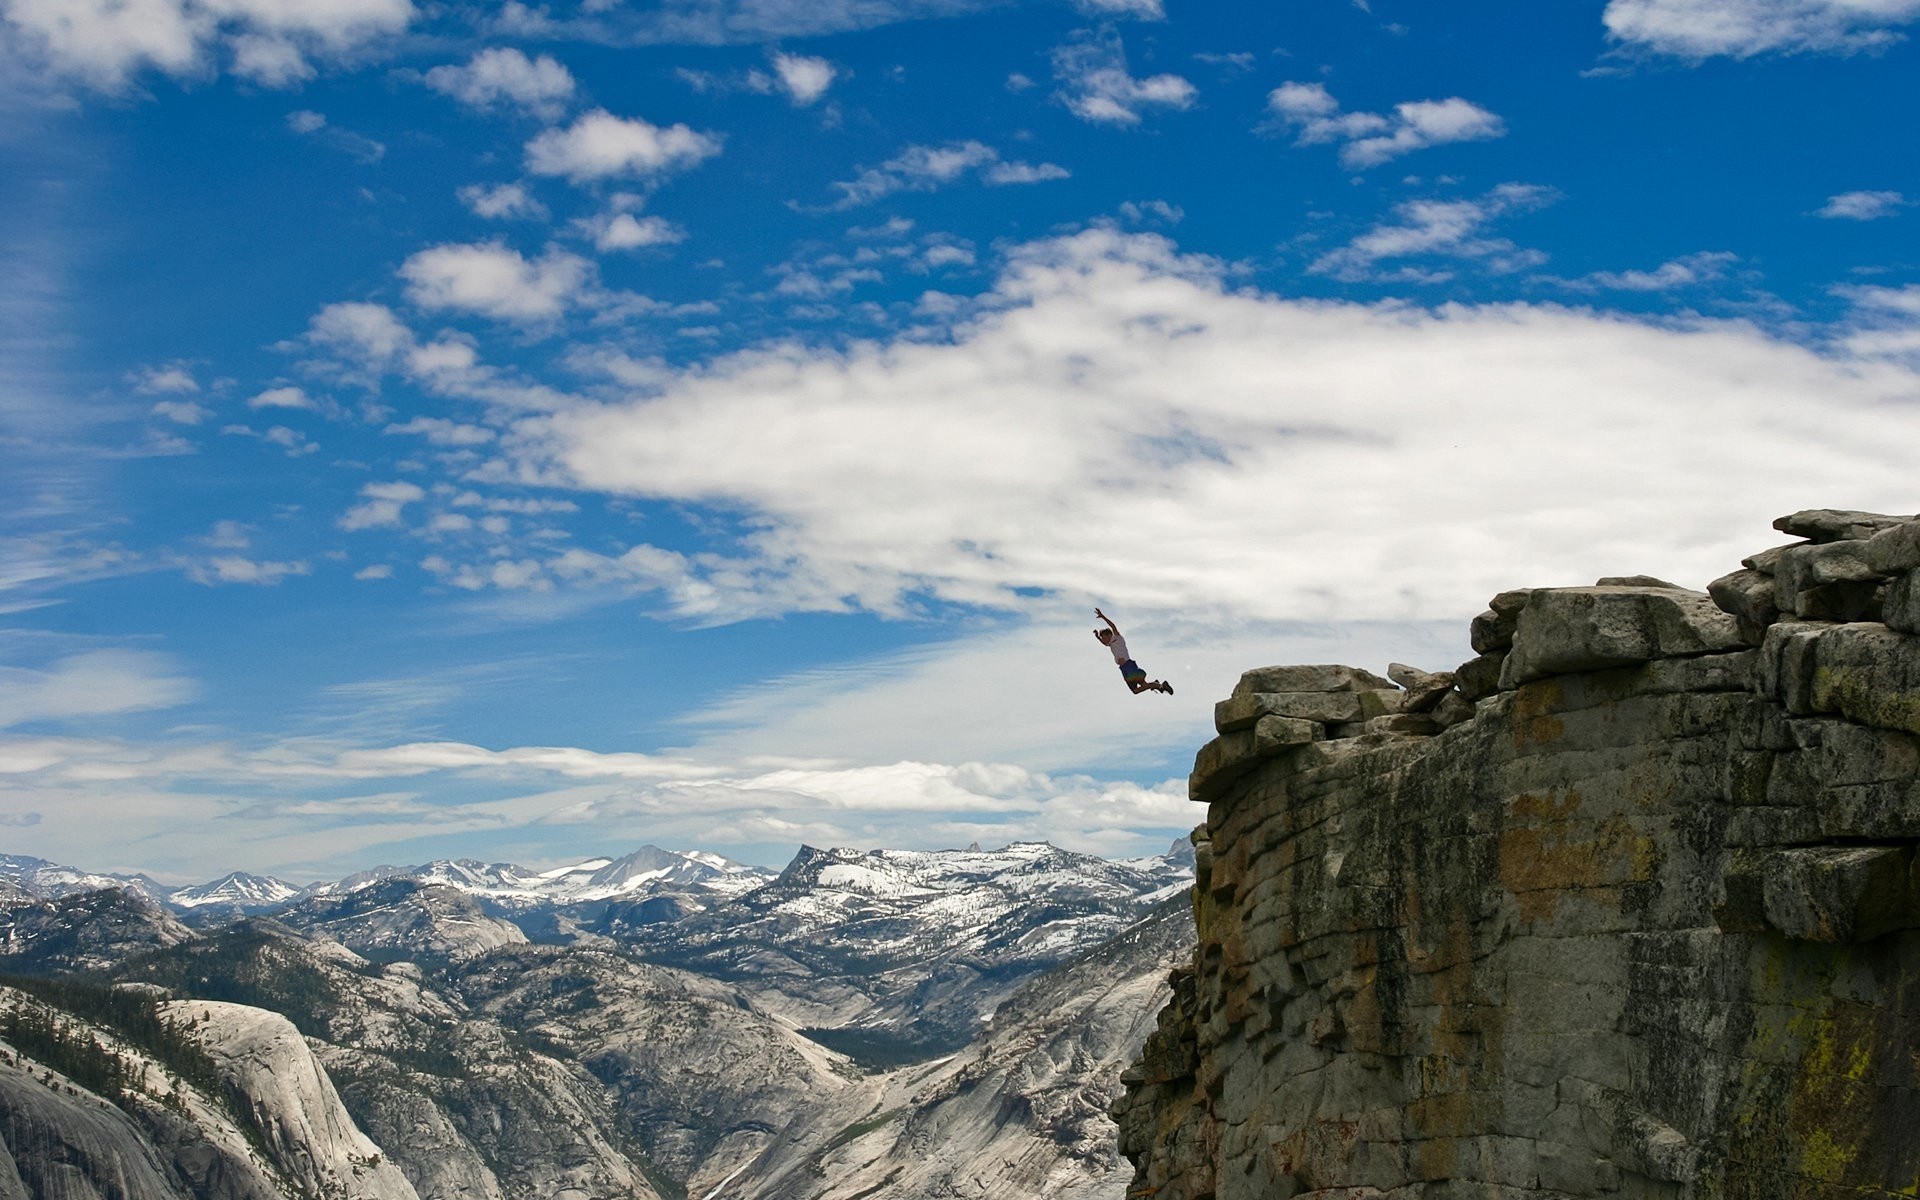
[1497,803,1640,923]
[1511,680,1567,747]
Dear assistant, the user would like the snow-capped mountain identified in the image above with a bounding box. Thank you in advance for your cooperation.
[312,844,773,910]
[630,840,1195,1057]
[0,853,169,904]
[168,870,303,911]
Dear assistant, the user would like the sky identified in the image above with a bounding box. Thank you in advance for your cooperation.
[2,0,1918,885]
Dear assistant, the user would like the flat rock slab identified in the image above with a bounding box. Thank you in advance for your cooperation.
[1501,586,1745,688]
[1232,665,1394,696]
[1774,509,1914,543]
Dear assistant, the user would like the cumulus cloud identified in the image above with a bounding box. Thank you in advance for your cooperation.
[2,0,413,91]
[339,480,426,530]
[1074,0,1165,17]
[1266,81,1505,169]
[579,211,686,252]
[247,385,314,409]
[400,241,593,323]
[1815,189,1908,219]
[458,181,549,221]
[1311,182,1557,279]
[769,51,835,104]
[1051,28,1196,125]
[0,650,194,728]
[423,47,575,119]
[385,415,496,445]
[524,108,721,183]
[499,228,1920,631]
[821,141,1069,208]
[1603,0,1920,58]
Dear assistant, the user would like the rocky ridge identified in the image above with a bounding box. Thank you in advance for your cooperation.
[1116,507,1920,1197]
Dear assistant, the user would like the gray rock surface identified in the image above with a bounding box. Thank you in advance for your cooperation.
[1498,583,1745,687]
[1118,507,1920,1199]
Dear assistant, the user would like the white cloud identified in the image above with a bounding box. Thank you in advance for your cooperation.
[423,47,575,120]
[524,108,722,183]
[0,650,194,728]
[1,0,412,91]
[982,159,1072,185]
[1554,250,1740,291]
[1815,189,1908,219]
[1311,182,1557,279]
[385,415,495,445]
[1603,0,1920,58]
[284,108,384,162]
[1074,0,1165,17]
[583,211,686,251]
[133,364,199,393]
[504,228,1920,631]
[1836,283,1920,365]
[354,564,393,580]
[1051,29,1197,125]
[187,555,311,585]
[823,141,1069,208]
[399,241,593,323]
[770,51,835,104]
[151,399,211,424]
[1267,82,1505,169]
[306,301,413,365]
[458,181,549,221]
[248,384,313,409]
[339,480,426,530]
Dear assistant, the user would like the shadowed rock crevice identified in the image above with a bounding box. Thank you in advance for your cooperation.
[1117,506,1920,1199]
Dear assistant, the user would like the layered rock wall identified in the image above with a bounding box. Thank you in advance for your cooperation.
[1115,508,1920,1198]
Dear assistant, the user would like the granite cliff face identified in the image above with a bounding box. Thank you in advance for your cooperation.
[1116,508,1920,1198]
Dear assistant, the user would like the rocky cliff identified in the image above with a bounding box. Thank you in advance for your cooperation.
[1115,508,1920,1198]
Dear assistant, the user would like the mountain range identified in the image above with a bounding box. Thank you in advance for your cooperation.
[0,838,1195,1199]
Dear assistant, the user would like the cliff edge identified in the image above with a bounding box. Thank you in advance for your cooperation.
[1114,508,1920,1198]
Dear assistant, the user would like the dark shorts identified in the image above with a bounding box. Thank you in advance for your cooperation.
[1118,659,1148,685]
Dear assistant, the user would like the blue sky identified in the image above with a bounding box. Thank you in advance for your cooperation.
[2,0,1918,884]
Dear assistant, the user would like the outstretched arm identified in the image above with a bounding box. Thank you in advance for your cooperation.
[1093,607,1120,636]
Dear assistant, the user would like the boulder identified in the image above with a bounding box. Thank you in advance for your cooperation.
[1469,589,1534,655]
[1499,586,1746,688]
[1706,569,1778,644]
[1776,541,1880,594]
[1865,520,1920,575]
[1230,665,1393,696]
[1216,692,1362,732]
[1741,543,1801,575]
[1386,663,1455,712]
[1454,652,1507,701]
[1887,570,1920,636]
[1596,575,1683,589]
[1758,846,1917,943]
[1773,508,1913,543]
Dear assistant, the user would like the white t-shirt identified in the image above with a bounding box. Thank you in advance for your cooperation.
[1106,633,1131,664]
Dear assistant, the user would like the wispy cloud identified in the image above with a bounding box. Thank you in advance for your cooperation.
[818,141,1068,209]
[1310,183,1556,279]
[1550,250,1740,292]
[1603,0,1920,59]
[1051,28,1196,125]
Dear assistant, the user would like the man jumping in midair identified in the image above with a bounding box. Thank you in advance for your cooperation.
[1093,607,1172,695]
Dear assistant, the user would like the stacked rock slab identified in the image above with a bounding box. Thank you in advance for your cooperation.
[1114,508,1920,1199]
